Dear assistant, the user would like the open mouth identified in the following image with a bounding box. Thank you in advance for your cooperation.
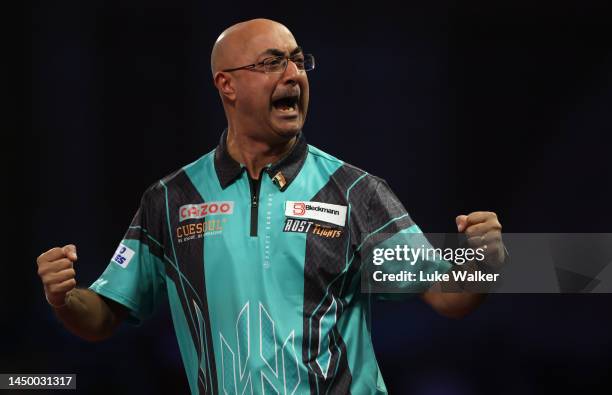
[272,95,299,112]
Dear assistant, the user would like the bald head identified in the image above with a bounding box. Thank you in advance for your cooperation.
[210,18,310,143]
[211,18,295,75]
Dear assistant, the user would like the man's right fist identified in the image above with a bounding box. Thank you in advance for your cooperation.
[36,244,78,307]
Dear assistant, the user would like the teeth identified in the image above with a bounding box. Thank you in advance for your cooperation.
[273,97,298,110]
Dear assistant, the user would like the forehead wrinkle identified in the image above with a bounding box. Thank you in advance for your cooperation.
[258,46,303,58]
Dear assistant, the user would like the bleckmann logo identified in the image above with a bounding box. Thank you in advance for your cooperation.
[292,202,340,216]
[292,202,306,216]
[285,201,347,227]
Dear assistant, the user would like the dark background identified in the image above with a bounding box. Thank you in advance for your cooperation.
[13,0,612,394]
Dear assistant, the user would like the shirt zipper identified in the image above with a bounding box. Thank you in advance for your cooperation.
[248,172,263,237]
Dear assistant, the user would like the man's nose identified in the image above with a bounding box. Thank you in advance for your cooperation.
[280,59,302,85]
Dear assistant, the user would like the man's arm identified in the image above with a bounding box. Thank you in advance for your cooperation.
[52,288,129,342]
[421,288,486,319]
[37,244,129,342]
[421,211,505,318]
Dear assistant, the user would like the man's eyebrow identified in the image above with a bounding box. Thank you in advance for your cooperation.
[259,46,303,57]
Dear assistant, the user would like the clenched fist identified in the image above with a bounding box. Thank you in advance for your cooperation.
[36,245,78,307]
[455,211,505,269]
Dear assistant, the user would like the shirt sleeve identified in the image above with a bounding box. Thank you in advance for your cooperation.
[361,177,453,300]
[89,183,167,325]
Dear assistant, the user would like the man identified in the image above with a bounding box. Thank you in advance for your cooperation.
[36,19,504,394]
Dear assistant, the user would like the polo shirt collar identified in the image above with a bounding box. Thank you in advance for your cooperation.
[214,128,308,191]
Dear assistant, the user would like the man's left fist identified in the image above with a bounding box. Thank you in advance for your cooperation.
[456,211,505,269]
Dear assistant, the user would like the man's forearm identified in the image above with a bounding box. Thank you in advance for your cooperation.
[52,288,124,342]
[421,259,497,318]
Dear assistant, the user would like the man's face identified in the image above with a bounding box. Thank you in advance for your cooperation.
[230,27,310,141]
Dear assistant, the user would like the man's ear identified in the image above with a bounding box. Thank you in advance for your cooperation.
[213,72,236,101]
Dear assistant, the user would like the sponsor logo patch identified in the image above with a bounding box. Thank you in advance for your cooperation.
[283,218,343,239]
[176,219,225,243]
[284,201,347,227]
[179,201,234,222]
[112,244,135,268]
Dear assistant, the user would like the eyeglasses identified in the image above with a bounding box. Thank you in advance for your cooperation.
[222,53,315,74]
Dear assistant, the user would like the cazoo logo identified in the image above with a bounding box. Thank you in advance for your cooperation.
[179,201,234,221]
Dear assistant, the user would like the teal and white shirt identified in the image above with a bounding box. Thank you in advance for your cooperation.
[90,130,451,395]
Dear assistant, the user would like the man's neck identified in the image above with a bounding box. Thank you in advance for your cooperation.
[226,128,297,180]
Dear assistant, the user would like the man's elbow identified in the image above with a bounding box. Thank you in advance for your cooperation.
[79,331,113,343]
[436,305,474,319]
[64,320,119,342]
[423,291,485,319]
[438,294,486,319]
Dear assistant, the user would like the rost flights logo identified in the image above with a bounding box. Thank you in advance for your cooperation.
[285,201,347,227]
[179,201,234,221]
[283,218,343,238]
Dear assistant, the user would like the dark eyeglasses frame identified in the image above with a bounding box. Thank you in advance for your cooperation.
[221,53,315,73]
